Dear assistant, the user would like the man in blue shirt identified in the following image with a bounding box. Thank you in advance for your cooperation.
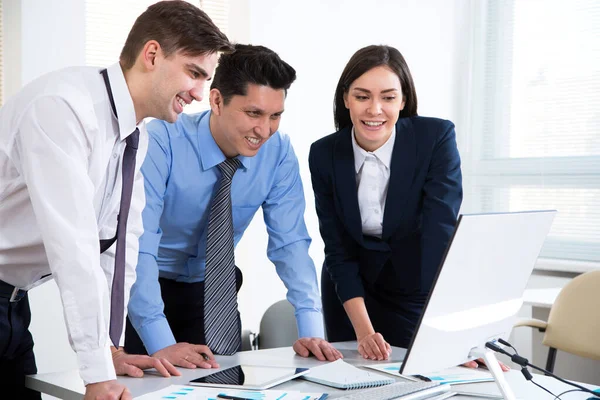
[125,44,342,368]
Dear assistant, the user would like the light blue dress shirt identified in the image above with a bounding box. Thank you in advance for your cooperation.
[128,110,324,355]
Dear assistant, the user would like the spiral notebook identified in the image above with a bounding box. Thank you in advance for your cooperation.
[301,359,395,390]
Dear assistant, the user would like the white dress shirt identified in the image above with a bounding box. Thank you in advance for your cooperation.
[0,63,148,384]
[351,127,396,238]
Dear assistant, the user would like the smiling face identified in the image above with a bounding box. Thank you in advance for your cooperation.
[344,65,406,152]
[209,84,286,158]
[150,50,219,123]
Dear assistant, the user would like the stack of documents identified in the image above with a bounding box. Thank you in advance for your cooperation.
[134,385,328,400]
[364,362,494,385]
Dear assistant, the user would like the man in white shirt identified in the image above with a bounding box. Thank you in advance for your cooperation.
[0,2,231,399]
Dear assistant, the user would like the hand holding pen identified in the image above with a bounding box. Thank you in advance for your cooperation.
[151,342,220,369]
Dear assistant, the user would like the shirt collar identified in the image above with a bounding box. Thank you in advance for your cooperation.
[197,110,252,171]
[351,125,396,173]
[106,62,137,140]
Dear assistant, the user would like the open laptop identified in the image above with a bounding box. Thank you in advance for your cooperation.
[398,210,557,399]
[342,211,556,399]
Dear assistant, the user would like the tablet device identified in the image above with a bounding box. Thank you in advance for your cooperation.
[189,364,310,390]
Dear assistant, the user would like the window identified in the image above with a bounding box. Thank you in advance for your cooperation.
[466,0,600,273]
[85,0,229,113]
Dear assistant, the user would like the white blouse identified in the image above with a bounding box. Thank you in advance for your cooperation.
[351,126,396,238]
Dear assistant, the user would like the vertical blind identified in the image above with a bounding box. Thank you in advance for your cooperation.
[85,0,229,113]
[468,0,600,271]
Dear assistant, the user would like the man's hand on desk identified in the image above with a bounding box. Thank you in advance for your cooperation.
[84,379,132,400]
[462,357,510,372]
[152,342,220,369]
[293,337,343,361]
[111,347,180,378]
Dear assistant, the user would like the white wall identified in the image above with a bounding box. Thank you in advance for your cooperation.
[6,0,473,377]
[2,0,86,97]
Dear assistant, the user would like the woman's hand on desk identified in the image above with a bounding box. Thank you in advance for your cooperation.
[112,347,181,377]
[152,342,220,369]
[341,297,391,360]
[357,332,392,361]
[293,337,343,361]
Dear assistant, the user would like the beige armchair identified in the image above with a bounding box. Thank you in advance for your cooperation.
[514,270,600,373]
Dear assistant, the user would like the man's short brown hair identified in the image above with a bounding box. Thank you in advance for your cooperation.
[120,0,232,69]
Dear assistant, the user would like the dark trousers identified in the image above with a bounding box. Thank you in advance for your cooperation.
[321,264,427,349]
[125,267,243,355]
[0,292,42,399]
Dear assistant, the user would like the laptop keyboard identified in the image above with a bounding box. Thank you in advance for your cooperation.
[336,380,449,400]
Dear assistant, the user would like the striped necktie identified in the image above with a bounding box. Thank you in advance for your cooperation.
[204,157,242,355]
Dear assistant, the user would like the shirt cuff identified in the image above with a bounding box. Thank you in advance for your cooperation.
[76,343,116,385]
[296,310,325,339]
[139,317,177,355]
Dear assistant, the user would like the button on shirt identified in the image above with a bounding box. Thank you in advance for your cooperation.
[351,127,396,238]
[0,63,148,384]
[128,111,324,355]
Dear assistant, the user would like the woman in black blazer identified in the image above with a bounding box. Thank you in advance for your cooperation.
[309,45,463,360]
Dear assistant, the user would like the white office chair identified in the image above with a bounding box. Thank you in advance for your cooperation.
[514,270,600,372]
[257,299,298,349]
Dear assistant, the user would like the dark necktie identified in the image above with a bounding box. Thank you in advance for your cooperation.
[109,129,139,348]
[204,158,242,355]
[99,68,139,347]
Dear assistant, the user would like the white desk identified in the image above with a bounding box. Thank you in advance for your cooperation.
[27,342,597,399]
[522,287,562,308]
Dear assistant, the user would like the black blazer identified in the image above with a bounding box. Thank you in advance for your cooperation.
[309,116,463,303]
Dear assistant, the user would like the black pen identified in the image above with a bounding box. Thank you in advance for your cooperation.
[412,374,432,382]
[398,366,431,382]
[217,394,253,400]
